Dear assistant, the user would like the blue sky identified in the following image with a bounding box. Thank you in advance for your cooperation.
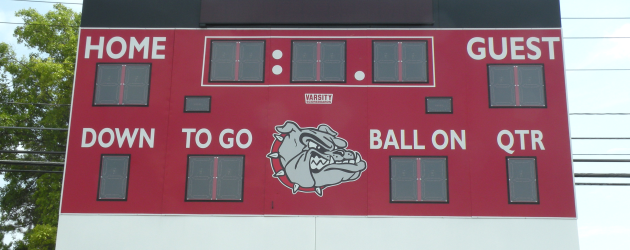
[0,0,82,57]
[1,0,629,248]
[561,0,630,249]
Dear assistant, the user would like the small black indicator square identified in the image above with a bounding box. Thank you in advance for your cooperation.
[184,96,212,113]
[426,97,453,114]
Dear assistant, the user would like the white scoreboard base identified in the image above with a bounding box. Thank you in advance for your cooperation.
[56,214,579,250]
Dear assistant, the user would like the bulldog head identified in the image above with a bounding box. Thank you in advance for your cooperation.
[267,121,367,196]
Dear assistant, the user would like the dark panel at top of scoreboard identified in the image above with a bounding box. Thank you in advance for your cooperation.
[81,0,202,28]
[80,0,561,28]
[199,0,433,25]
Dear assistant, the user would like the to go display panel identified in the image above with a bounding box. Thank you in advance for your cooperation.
[185,155,245,202]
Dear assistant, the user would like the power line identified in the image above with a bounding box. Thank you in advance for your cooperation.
[0,21,78,27]
[573,159,630,163]
[570,113,630,115]
[2,102,70,106]
[0,165,63,168]
[12,0,82,5]
[0,160,64,166]
[575,173,630,178]
[576,183,630,186]
[562,17,630,19]
[571,137,630,140]
[0,126,68,131]
[564,37,630,39]
[0,57,77,64]
[0,169,62,173]
[573,154,630,156]
[565,69,630,71]
[0,150,65,154]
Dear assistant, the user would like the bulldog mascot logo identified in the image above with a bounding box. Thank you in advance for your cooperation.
[267,121,367,196]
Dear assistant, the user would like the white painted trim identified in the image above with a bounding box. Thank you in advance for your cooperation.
[204,36,435,38]
[59,213,577,219]
[200,84,436,88]
[201,36,437,88]
[56,214,580,250]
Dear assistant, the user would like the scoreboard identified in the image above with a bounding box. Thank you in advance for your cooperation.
[57,1,579,249]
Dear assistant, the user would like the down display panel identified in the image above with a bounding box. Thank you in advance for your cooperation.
[61,28,575,218]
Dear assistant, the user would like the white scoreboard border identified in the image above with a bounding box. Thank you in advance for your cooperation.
[57,214,580,250]
[200,36,437,88]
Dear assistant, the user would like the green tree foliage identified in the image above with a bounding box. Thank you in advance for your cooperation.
[0,4,80,249]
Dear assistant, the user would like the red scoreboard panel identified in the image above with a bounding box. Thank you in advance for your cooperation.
[58,28,578,249]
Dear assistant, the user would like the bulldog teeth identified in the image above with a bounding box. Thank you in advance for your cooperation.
[273,134,284,142]
[355,153,362,162]
[349,159,355,164]
[315,187,323,196]
[273,170,285,177]
[292,184,299,194]
[310,155,330,170]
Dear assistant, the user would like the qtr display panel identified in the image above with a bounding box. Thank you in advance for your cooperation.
[61,28,575,218]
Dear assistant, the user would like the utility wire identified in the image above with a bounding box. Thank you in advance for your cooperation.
[573,159,630,163]
[565,69,630,71]
[562,17,630,19]
[570,113,630,115]
[575,173,630,178]
[0,21,78,27]
[564,37,630,39]
[0,165,63,168]
[0,126,68,131]
[0,56,76,64]
[0,160,64,166]
[1,102,70,106]
[576,183,630,186]
[0,150,65,154]
[573,154,630,156]
[12,0,82,5]
[0,169,62,173]
[571,137,630,140]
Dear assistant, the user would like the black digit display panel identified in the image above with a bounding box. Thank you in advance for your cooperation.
[98,155,130,201]
[93,64,151,106]
[200,0,433,25]
[209,41,265,82]
[186,155,244,201]
[291,41,345,82]
[81,0,561,28]
[507,157,539,204]
[373,41,428,83]
[390,157,448,203]
[488,65,546,108]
